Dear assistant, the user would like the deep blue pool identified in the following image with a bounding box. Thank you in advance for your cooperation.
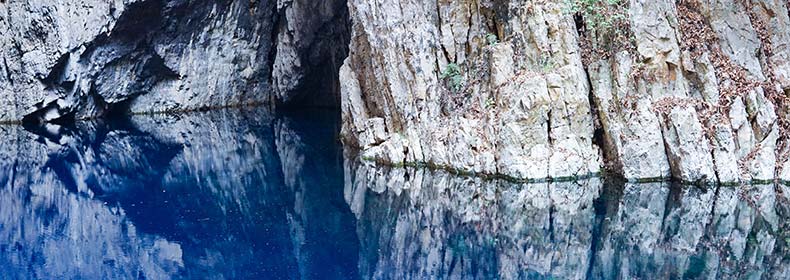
[0,107,788,279]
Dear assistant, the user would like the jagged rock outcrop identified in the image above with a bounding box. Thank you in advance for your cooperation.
[341,0,599,181]
[340,0,790,184]
[0,0,348,123]
[7,0,790,184]
[344,157,790,279]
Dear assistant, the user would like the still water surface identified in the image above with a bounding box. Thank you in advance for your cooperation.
[0,107,787,279]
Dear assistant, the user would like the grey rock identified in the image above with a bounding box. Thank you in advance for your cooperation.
[341,0,790,183]
[0,0,348,123]
[341,1,600,181]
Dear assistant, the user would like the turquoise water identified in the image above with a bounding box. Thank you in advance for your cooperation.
[0,107,787,279]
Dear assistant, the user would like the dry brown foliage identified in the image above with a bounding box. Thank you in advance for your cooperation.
[676,0,790,176]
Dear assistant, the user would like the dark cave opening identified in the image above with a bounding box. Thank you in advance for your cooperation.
[270,0,351,110]
[20,0,351,127]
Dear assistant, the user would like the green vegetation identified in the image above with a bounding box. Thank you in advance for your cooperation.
[564,0,626,34]
[484,97,495,109]
[539,56,556,73]
[564,0,632,59]
[485,33,499,46]
[441,63,464,93]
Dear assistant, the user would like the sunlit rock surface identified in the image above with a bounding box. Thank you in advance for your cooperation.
[340,0,790,184]
[340,1,599,181]
[344,157,790,279]
[0,107,358,279]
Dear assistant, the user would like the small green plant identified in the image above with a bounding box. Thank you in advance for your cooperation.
[564,0,624,32]
[563,0,630,52]
[539,56,556,72]
[441,63,464,93]
[484,97,495,109]
[485,33,499,46]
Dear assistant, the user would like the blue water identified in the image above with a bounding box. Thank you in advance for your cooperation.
[0,107,788,279]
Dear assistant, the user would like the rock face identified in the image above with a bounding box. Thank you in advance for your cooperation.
[344,158,790,279]
[341,0,599,181]
[7,0,790,184]
[0,0,348,123]
[340,0,790,184]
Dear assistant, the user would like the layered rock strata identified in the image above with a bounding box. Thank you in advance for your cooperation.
[340,0,790,184]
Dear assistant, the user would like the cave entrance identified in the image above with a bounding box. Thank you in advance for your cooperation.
[16,0,350,126]
[270,0,351,111]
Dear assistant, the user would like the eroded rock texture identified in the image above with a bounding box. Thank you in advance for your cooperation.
[0,0,348,123]
[341,0,599,181]
[340,0,790,184]
[344,158,790,279]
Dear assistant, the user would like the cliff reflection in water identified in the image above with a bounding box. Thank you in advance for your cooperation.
[1,106,790,279]
[0,107,359,279]
[345,160,790,279]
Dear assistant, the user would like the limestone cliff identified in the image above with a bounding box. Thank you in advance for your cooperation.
[340,0,790,184]
[5,0,790,184]
[0,0,348,122]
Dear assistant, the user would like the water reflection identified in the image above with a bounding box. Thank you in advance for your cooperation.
[0,108,358,279]
[345,160,790,279]
[1,106,789,279]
